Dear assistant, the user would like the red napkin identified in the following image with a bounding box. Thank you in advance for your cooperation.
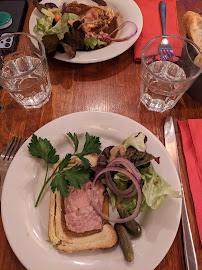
[178,119,202,244]
[134,0,179,61]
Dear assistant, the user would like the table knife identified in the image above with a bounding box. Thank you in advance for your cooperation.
[164,116,198,270]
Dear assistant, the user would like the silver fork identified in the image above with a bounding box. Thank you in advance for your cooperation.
[158,1,175,61]
[0,136,26,198]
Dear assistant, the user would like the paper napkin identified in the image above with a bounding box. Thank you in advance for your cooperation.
[178,119,202,244]
[134,0,179,61]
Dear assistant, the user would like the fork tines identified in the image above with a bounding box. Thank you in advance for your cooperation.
[1,136,26,161]
[159,38,175,61]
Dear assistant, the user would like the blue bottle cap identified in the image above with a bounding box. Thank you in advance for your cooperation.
[0,12,12,30]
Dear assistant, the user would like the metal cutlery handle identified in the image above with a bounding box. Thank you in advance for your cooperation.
[159,1,166,35]
[164,116,198,270]
[180,179,198,270]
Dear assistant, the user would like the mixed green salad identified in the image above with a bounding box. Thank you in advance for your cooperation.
[33,0,115,58]
[32,0,137,58]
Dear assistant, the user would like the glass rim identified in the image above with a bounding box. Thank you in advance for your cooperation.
[0,32,46,80]
[141,34,202,83]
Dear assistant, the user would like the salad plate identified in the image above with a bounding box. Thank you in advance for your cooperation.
[1,111,182,270]
[29,0,143,63]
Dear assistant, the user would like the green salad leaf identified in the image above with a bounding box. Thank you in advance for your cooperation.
[42,34,60,54]
[123,132,146,152]
[67,13,80,21]
[84,37,107,50]
[139,163,181,209]
[105,133,181,213]
[33,15,53,33]
[33,0,48,13]
[45,13,69,40]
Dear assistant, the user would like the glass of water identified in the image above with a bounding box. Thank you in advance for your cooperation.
[0,32,52,109]
[140,35,202,112]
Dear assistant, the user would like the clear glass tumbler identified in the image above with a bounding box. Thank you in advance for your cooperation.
[0,32,52,109]
[140,35,202,112]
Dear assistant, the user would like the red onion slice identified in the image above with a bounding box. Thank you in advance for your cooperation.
[105,171,137,198]
[107,157,141,184]
[91,166,143,223]
[104,156,142,198]
[106,21,138,42]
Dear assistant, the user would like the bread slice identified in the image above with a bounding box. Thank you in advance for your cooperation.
[48,156,117,253]
[183,11,202,67]
[183,11,202,49]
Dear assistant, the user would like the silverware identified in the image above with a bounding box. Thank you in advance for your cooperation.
[164,116,198,270]
[158,1,175,61]
[0,136,26,198]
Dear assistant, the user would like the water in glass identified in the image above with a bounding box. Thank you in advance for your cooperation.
[1,55,51,108]
[140,61,187,112]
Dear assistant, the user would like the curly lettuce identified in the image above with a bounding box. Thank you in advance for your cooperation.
[105,133,181,213]
[139,163,181,209]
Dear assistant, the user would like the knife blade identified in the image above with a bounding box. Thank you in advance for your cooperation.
[164,116,198,270]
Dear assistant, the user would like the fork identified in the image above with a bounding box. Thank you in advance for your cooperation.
[158,1,175,61]
[0,136,26,198]
[1,136,26,161]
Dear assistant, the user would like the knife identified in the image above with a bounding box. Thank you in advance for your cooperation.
[164,116,198,270]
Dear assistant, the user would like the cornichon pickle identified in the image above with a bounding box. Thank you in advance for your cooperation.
[117,204,142,237]
[114,223,134,262]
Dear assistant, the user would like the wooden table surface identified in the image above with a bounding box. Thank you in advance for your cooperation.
[0,1,202,269]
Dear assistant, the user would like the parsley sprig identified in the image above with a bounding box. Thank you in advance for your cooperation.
[28,132,101,207]
[67,132,101,168]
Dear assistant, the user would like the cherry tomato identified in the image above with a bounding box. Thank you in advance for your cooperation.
[55,14,61,23]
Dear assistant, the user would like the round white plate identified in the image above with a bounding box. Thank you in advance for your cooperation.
[29,0,143,63]
[1,111,182,270]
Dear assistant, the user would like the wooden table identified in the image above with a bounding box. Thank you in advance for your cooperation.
[0,1,202,269]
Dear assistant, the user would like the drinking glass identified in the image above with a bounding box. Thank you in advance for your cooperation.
[0,32,52,109]
[140,35,202,112]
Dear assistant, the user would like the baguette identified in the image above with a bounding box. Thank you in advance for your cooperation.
[48,156,117,253]
[183,11,202,67]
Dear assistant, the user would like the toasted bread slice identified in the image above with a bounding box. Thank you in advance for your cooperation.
[183,11,202,48]
[48,155,117,253]
[48,190,117,252]
[183,11,202,67]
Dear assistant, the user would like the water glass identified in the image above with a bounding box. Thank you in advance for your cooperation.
[0,32,52,109]
[140,35,202,112]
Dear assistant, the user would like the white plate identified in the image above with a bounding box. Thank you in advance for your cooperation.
[29,0,143,63]
[1,111,182,270]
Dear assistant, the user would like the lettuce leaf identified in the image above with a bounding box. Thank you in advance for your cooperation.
[113,173,130,190]
[122,132,159,166]
[106,161,181,213]
[45,13,69,40]
[123,133,146,152]
[84,37,107,50]
[66,13,80,21]
[139,163,181,209]
[33,15,53,33]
